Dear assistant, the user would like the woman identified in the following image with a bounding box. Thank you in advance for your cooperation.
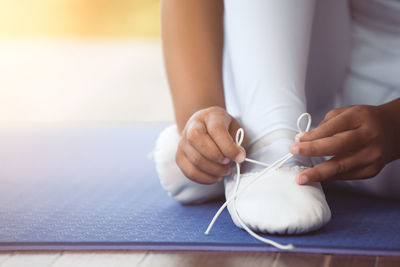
[154,0,400,241]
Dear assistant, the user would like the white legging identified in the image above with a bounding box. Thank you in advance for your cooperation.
[223,0,314,143]
[223,0,400,198]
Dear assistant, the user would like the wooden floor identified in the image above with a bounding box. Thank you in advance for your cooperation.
[0,251,399,267]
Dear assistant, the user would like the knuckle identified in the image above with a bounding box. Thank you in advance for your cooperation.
[324,123,336,136]
[369,146,384,163]
[205,105,224,114]
[369,130,380,141]
[309,143,318,155]
[183,165,197,180]
[358,128,371,141]
[204,106,226,120]
[298,143,313,155]
[211,153,225,163]
[296,143,305,153]
[221,165,230,174]
[326,109,339,119]
[364,123,381,140]
[296,144,306,155]
[356,105,373,118]
[190,152,202,166]
[207,124,220,136]
[223,145,240,159]
[307,130,318,139]
[186,127,202,143]
[189,109,205,122]
[369,130,382,143]
[312,168,323,181]
[314,166,333,181]
[335,161,347,175]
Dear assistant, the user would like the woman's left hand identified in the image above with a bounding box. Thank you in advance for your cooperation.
[289,99,400,185]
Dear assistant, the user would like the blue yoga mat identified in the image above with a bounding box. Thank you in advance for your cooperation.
[0,124,399,255]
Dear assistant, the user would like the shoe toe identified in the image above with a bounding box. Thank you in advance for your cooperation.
[226,168,331,235]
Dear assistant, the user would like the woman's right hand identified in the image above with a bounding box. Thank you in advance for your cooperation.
[176,106,247,184]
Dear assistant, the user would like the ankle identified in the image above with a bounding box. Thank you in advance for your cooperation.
[242,130,312,172]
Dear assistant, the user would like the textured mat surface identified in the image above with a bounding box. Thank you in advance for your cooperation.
[0,124,399,255]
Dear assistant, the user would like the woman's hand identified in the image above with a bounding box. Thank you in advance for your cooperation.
[176,106,247,184]
[290,100,400,185]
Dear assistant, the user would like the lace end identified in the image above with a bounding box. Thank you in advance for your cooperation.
[280,243,295,250]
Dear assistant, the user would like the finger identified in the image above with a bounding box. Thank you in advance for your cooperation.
[297,109,359,142]
[290,129,363,157]
[185,120,229,164]
[182,140,232,177]
[296,147,373,184]
[329,163,382,181]
[175,150,222,185]
[205,113,245,163]
[319,106,351,126]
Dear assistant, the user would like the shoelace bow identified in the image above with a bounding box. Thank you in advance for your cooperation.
[204,113,312,250]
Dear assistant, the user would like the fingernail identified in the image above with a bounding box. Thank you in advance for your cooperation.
[222,158,230,164]
[290,144,300,155]
[217,176,224,182]
[234,151,245,163]
[297,174,309,185]
[225,168,232,175]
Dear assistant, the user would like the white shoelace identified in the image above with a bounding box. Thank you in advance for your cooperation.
[204,113,312,250]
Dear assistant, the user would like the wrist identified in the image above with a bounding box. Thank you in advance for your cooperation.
[378,98,400,160]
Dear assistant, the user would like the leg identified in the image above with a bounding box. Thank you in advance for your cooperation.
[219,0,332,240]
[223,0,315,144]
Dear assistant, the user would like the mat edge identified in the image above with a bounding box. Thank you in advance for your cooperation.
[0,244,399,256]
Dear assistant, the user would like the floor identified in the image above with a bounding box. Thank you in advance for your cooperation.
[1,251,400,267]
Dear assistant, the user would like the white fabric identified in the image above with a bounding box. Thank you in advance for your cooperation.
[225,167,331,235]
[153,125,224,204]
[223,0,316,144]
[223,0,400,198]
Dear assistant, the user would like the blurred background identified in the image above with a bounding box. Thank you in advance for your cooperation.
[0,0,174,123]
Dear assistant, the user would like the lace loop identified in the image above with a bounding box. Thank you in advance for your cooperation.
[297,112,311,133]
[235,128,245,146]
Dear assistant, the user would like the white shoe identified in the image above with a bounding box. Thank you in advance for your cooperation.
[153,125,224,205]
[225,167,331,235]
[224,131,331,235]
[205,114,331,249]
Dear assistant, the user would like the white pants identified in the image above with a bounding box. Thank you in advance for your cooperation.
[223,0,400,198]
